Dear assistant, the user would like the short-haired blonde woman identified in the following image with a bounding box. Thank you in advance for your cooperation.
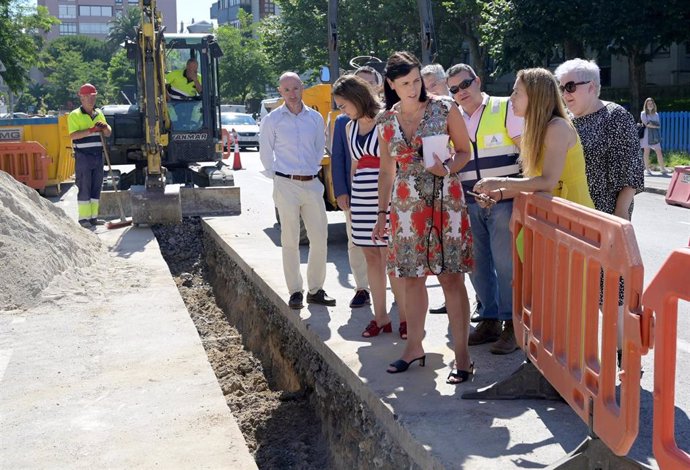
[474,68,594,209]
[640,97,667,175]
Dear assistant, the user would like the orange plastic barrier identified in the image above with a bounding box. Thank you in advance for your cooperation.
[642,248,690,470]
[221,128,231,160]
[0,141,52,191]
[665,166,690,208]
[511,193,646,455]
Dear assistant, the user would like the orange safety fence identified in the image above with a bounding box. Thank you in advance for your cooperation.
[642,248,690,470]
[511,192,646,455]
[0,141,52,191]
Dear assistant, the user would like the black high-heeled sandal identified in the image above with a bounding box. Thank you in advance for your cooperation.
[446,362,475,384]
[387,355,426,374]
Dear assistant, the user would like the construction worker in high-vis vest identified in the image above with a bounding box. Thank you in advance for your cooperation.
[68,83,111,228]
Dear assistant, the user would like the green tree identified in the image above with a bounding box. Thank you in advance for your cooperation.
[0,0,57,93]
[44,35,114,64]
[107,7,141,48]
[588,0,688,111]
[217,11,272,103]
[436,0,488,82]
[106,48,137,104]
[42,49,107,110]
[480,0,588,76]
[260,0,421,80]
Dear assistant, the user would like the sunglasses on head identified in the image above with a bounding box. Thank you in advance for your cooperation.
[559,80,590,94]
[449,77,476,94]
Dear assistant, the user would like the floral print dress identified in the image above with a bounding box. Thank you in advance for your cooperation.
[377,97,473,278]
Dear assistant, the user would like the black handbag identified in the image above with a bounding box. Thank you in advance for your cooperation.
[637,123,645,139]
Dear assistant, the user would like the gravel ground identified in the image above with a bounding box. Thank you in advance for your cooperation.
[153,218,332,469]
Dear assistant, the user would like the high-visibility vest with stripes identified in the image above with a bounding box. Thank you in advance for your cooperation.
[166,69,202,99]
[68,106,106,157]
[459,96,520,193]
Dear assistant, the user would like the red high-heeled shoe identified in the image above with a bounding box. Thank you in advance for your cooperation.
[362,320,392,338]
[399,321,407,340]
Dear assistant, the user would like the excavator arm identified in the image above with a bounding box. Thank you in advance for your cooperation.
[138,0,169,190]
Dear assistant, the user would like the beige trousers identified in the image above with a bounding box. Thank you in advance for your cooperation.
[273,176,328,295]
[344,209,369,291]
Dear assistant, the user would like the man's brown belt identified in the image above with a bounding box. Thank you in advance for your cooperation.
[275,171,318,181]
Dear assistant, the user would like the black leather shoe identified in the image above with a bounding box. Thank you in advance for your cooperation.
[288,292,304,309]
[89,218,106,226]
[307,289,336,306]
[349,289,370,308]
[429,303,447,314]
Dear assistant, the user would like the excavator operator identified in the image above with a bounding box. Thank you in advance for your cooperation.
[165,58,203,130]
[165,57,202,100]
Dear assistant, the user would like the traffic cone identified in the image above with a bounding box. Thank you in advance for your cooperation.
[232,129,242,170]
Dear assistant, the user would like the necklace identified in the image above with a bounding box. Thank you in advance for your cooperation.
[398,101,425,124]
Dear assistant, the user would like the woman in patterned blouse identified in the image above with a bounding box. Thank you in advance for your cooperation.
[372,52,475,383]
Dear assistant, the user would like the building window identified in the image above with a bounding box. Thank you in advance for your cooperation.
[79,22,111,35]
[115,0,122,3]
[261,0,275,16]
[59,23,78,35]
[79,5,113,16]
[128,0,137,4]
[58,5,77,19]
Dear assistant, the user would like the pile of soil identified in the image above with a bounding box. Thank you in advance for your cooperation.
[0,171,101,311]
[153,219,331,469]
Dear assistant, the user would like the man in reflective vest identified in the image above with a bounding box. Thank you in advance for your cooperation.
[447,63,524,355]
[165,58,202,100]
[68,83,111,228]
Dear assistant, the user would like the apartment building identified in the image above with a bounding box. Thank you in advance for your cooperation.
[210,0,278,27]
[38,0,177,40]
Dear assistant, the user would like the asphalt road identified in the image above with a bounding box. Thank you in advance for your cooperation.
[236,150,690,467]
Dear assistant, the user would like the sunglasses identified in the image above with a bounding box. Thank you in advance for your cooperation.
[448,77,476,94]
[559,80,590,94]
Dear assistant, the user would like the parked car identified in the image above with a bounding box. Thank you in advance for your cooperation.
[220,112,260,150]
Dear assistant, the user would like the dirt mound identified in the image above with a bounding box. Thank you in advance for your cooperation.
[0,171,101,310]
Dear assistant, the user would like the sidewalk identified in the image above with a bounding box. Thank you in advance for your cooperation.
[0,206,257,469]
[644,171,672,195]
[203,166,660,469]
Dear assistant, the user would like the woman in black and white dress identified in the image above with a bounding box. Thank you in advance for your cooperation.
[333,74,407,339]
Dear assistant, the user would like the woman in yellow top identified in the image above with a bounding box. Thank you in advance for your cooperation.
[473,68,594,209]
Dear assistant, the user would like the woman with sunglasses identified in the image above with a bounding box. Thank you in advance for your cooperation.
[555,60,644,367]
[474,68,594,209]
[553,58,644,221]
[640,97,667,176]
[332,74,408,340]
[373,52,475,383]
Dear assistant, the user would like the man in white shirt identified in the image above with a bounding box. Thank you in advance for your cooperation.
[259,72,335,309]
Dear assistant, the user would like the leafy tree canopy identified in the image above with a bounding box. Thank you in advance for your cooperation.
[0,0,58,92]
[216,10,272,103]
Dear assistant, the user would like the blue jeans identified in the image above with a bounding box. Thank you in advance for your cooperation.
[467,201,513,321]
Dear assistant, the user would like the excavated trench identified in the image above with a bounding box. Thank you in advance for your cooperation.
[153,218,418,470]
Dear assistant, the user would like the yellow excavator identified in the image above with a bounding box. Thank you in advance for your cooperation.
[100,0,240,225]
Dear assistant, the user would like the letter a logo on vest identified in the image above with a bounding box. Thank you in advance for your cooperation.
[484,133,504,148]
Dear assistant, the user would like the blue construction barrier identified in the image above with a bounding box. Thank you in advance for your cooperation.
[659,112,690,153]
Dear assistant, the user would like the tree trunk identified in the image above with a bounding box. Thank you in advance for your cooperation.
[563,39,585,60]
[465,35,487,85]
[627,50,646,113]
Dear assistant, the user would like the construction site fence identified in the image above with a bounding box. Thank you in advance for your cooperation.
[511,192,690,469]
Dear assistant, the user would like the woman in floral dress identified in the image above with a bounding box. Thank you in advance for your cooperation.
[372,52,474,383]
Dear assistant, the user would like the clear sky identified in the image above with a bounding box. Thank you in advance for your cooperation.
[176,0,216,28]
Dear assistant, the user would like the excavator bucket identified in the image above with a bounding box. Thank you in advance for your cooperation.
[99,185,240,225]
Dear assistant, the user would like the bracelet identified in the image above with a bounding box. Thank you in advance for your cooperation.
[498,188,504,201]
[377,210,389,215]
